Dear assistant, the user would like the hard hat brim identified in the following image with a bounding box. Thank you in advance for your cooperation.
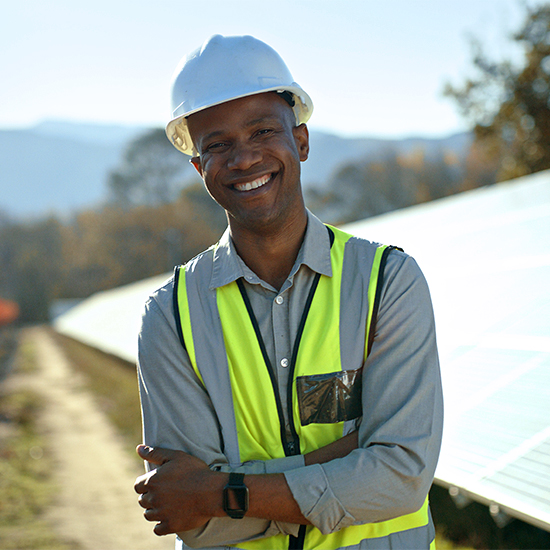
[165,85,313,156]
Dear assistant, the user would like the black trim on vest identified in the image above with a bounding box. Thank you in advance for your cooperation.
[236,225,336,460]
[237,274,322,458]
[366,246,403,357]
[236,277,292,457]
[172,266,187,352]
[289,525,307,550]
[286,271,321,450]
[288,227,334,550]
[327,225,335,247]
[172,227,335,357]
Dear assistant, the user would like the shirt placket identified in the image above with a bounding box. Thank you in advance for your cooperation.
[271,288,293,440]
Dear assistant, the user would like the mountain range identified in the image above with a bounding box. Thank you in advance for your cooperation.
[0,120,471,219]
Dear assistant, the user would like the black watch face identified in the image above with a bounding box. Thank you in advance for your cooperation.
[223,483,249,518]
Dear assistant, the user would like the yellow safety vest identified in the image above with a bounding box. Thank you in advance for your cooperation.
[175,225,433,550]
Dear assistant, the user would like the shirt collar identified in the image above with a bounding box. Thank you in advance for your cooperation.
[209,210,333,290]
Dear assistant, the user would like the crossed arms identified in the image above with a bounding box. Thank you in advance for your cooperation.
[134,431,358,535]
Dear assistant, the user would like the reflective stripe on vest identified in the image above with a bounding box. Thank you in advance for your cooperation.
[174,225,433,550]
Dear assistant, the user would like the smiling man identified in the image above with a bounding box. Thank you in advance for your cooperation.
[134,35,443,550]
[186,93,310,290]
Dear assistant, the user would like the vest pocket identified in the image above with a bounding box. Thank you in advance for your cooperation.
[296,367,362,425]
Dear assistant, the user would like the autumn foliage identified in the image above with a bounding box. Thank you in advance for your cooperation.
[445,3,550,182]
[0,184,226,322]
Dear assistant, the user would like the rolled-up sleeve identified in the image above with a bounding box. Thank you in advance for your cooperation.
[283,254,443,534]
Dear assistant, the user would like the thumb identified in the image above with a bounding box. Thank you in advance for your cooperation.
[136,444,174,465]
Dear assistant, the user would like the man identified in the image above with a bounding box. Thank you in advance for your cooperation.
[134,34,443,550]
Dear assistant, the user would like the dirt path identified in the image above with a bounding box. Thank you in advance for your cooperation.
[21,326,175,550]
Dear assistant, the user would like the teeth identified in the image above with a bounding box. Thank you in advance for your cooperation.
[234,174,271,192]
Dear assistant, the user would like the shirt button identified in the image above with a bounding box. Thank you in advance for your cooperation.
[280,358,289,368]
[275,296,284,305]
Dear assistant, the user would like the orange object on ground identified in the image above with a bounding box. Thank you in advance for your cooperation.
[0,298,20,326]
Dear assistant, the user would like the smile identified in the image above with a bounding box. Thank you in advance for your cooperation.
[233,174,272,192]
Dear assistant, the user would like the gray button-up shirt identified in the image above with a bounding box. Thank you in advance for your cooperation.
[137,211,443,549]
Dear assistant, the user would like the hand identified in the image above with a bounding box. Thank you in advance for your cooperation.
[134,445,222,535]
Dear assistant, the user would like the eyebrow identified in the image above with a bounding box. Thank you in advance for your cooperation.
[244,115,280,128]
[200,115,282,146]
[200,130,226,144]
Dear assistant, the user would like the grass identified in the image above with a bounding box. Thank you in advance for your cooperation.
[16,334,38,373]
[0,338,79,550]
[433,533,474,550]
[429,484,550,549]
[0,326,18,379]
[53,332,143,459]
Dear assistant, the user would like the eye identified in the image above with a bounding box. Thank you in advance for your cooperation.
[256,128,274,137]
[204,141,229,153]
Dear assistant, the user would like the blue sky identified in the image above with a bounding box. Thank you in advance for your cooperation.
[0,0,543,138]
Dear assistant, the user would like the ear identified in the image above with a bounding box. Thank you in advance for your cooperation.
[190,156,204,177]
[293,123,310,162]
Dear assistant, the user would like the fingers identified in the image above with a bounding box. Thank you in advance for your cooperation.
[137,492,150,509]
[134,471,150,494]
[138,493,165,532]
[143,504,170,536]
[136,444,174,465]
[144,506,160,521]
[153,521,172,537]
[140,501,172,537]
[136,444,154,461]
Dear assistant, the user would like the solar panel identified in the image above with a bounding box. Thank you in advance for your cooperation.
[344,170,550,530]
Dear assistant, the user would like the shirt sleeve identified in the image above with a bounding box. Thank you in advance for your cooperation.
[283,253,444,535]
[137,281,302,547]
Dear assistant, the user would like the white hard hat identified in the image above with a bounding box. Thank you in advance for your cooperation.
[165,34,314,156]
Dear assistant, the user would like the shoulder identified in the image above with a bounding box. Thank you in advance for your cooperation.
[142,274,175,325]
[341,231,429,294]
[342,231,409,270]
[144,245,217,319]
[340,234,434,325]
[180,244,217,275]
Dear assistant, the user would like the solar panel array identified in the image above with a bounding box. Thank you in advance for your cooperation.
[344,171,550,530]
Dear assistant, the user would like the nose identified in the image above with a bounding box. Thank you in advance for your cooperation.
[227,141,262,171]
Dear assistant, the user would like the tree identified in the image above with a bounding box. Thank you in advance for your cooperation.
[108,128,200,206]
[59,185,226,298]
[306,148,463,225]
[0,216,63,322]
[445,3,550,181]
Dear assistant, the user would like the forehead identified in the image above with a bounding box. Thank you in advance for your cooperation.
[187,92,294,141]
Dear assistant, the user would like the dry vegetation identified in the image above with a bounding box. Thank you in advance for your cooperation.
[0,338,79,550]
[53,332,143,460]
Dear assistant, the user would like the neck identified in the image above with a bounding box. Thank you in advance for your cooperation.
[229,209,308,291]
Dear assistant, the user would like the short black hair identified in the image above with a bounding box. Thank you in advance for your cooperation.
[277,91,295,108]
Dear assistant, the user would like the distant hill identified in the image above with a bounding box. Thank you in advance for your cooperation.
[0,120,471,219]
[30,120,148,146]
[0,121,151,219]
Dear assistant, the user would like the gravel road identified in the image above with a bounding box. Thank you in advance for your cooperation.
[20,326,175,550]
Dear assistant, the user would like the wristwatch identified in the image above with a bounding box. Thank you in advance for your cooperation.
[223,472,249,519]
